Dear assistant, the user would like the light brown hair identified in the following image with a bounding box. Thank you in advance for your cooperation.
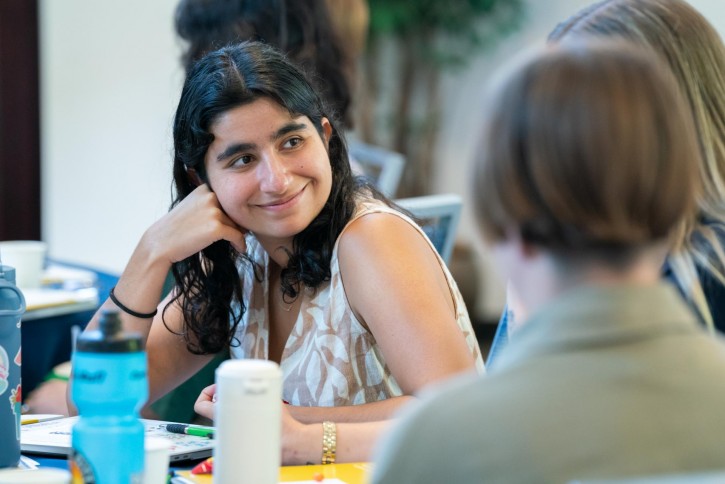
[474,42,700,266]
[549,0,725,330]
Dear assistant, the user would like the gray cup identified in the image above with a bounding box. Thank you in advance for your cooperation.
[0,266,25,468]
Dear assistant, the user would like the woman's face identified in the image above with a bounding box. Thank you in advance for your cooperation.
[203,97,333,247]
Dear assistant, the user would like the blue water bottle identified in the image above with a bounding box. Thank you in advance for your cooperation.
[70,309,147,483]
[0,265,24,469]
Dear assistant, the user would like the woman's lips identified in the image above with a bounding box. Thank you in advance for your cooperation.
[257,185,306,210]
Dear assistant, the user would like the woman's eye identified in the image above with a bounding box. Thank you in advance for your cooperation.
[231,155,253,167]
[283,137,303,149]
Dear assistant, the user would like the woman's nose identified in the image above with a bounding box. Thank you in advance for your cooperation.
[258,152,291,193]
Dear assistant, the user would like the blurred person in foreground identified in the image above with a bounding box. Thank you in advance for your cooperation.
[489,0,725,369]
[371,40,725,483]
[494,0,725,360]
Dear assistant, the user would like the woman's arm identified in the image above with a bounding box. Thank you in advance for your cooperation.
[280,212,478,425]
[282,405,389,465]
[339,212,477,384]
[195,386,391,464]
[286,396,413,423]
[284,212,476,424]
[68,184,247,413]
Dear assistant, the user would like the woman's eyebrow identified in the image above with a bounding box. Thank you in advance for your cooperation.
[215,121,309,162]
[271,121,308,141]
[216,142,255,162]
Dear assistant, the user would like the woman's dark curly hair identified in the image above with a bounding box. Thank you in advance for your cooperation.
[169,41,365,354]
[174,0,354,128]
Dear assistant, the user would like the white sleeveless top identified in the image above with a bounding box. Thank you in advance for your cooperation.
[230,198,484,406]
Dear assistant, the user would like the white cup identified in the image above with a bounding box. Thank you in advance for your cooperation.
[144,436,172,484]
[0,468,71,483]
[0,241,48,289]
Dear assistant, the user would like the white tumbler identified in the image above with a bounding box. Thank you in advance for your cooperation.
[213,359,282,484]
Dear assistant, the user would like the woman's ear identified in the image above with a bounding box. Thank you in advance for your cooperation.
[509,226,540,261]
[186,166,203,186]
[321,117,333,149]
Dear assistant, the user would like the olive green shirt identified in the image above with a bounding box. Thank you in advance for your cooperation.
[372,283,725,484]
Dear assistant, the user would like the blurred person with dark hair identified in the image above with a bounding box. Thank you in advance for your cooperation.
[174,0,364,129]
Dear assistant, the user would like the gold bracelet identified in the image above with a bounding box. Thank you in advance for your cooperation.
[321,421,336,465]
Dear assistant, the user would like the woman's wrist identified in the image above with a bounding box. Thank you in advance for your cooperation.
[138,227,177,271]
[283,420,323,466]
[112,231,175,314]
[109,286,158,319]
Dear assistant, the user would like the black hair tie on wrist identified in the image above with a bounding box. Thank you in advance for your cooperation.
[108,286,158,319]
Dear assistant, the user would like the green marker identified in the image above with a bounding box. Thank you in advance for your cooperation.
[164,423,214,439]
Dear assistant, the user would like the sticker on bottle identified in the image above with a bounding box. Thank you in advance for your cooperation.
[0,346,8,395]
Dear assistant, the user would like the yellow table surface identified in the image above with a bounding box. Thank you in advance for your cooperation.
[174,462,371,483]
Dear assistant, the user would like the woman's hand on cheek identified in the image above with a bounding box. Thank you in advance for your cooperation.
[145,184,248,264]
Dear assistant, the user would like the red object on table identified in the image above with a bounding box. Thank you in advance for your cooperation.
[191,457,214,475]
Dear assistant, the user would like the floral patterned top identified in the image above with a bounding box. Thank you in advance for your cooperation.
[230,198,485,406]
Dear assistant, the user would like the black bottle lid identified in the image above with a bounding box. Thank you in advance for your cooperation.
[76,309,145,353]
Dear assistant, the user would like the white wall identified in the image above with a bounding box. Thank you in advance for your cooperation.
[435,0,597,319]
[40,0,184,274]
[40,0,725,319]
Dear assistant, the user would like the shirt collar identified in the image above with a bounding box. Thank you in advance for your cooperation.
[492,282,700,372]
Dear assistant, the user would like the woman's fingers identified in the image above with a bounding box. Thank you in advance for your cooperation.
[216,210,248,254]
[151,185,248,262]
[194,383,217,420]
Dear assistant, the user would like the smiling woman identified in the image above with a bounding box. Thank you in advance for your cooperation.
[203,99,333,248]
[71,41,484,465]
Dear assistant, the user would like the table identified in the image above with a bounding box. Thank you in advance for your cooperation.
[26,455,370,484]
